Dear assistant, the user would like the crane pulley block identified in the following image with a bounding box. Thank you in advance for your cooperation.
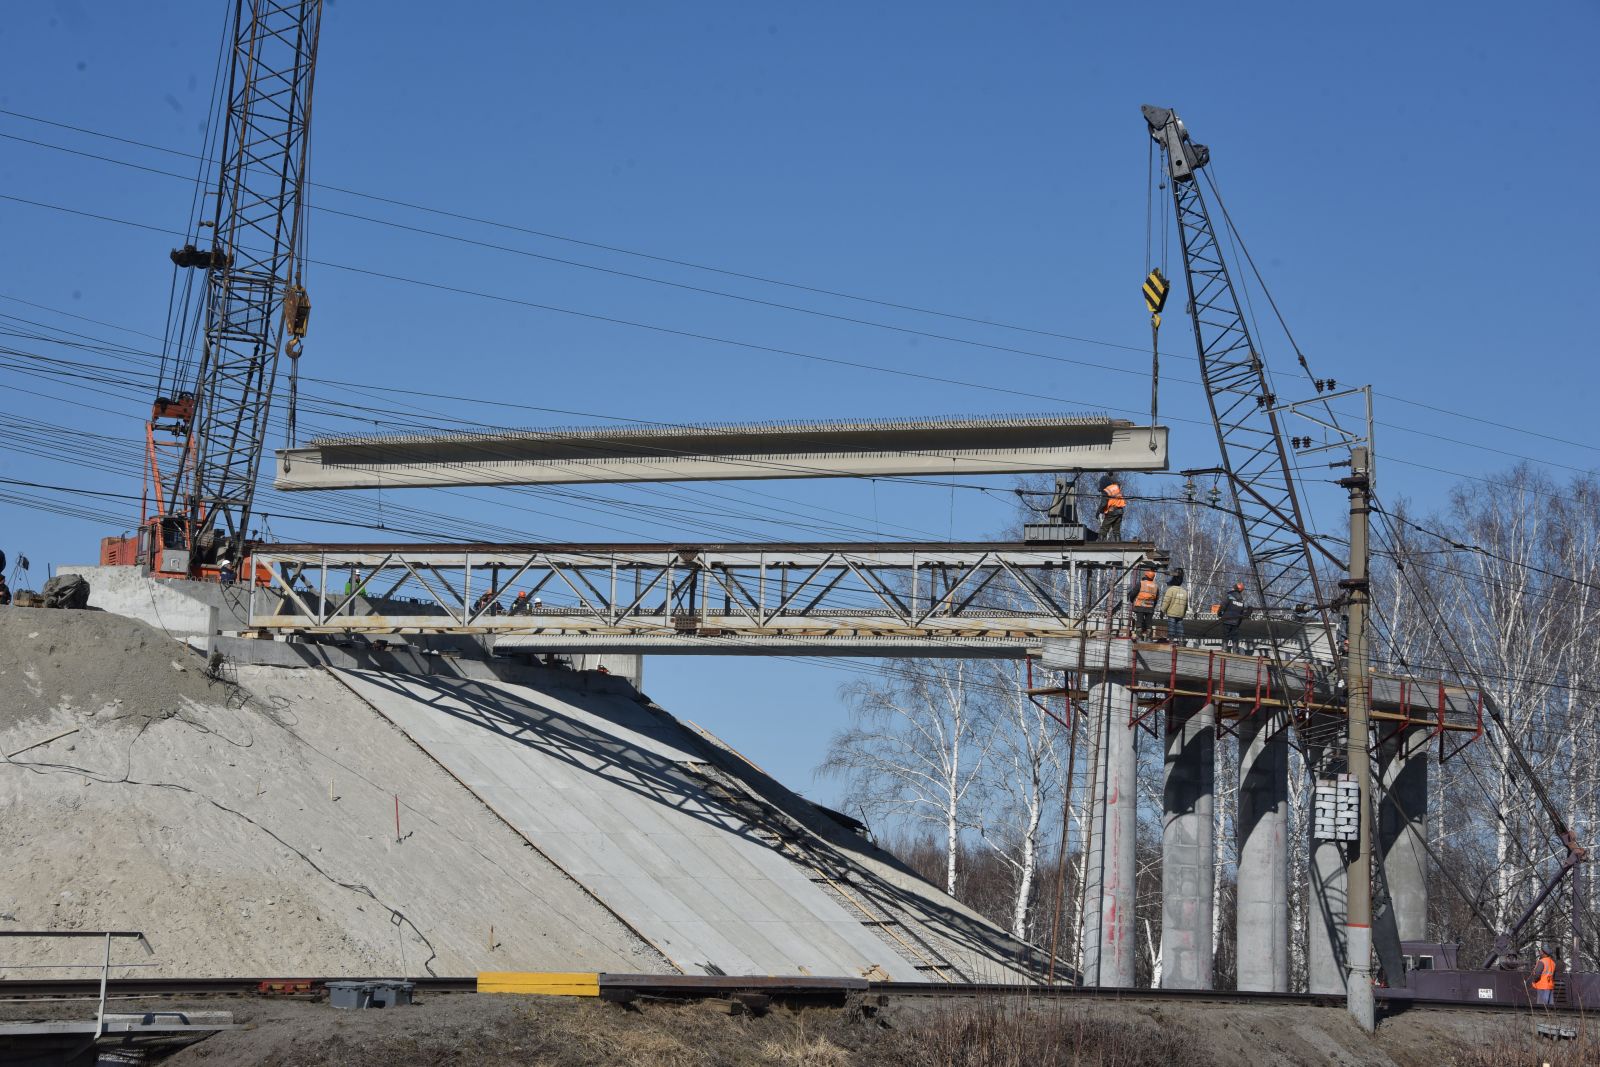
[169,243,231,270]
[1142,268,1170,317]
[284,285,311,342]
[1142,104,1210,182]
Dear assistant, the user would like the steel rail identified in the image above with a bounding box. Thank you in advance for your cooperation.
[0,975,1578,1015]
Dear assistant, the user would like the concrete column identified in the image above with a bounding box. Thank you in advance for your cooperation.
[1160,698,1215,988]
[1379,726,1430,942]
[1081,681,1138,987]
[1308,745,1349,994]
[1235,709,1291,991]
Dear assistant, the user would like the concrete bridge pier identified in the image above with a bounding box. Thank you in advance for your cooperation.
[1235,709,1291,991]
[1308,743,1350,994]
[1379,726,1430,941]
[1082,681,1138,987]
[1160,698,1215,988]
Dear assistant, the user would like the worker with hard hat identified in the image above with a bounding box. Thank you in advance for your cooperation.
[1097,473,1127,541]
[1219,580,1248,652]
[1130,567,1160,640]
[1533,946,1558,1007]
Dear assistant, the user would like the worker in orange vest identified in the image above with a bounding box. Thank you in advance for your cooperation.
[1532,947,1557,1006]
[1098,473,1127,541]
[1130,568,1159,640]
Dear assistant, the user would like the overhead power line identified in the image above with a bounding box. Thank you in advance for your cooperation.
[1375,504,1600,597]
[1,191,1196,425]
[0,107,1176,352]
[4,113,1597,464]
[10,186,1598,495]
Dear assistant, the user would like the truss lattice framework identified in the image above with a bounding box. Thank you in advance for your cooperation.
[187,0,321,548]
[246,542,1155,650]
[1169,174,1327,625]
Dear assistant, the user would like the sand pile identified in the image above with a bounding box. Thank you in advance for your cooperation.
[0,608,226,729]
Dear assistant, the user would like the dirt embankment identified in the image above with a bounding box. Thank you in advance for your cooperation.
[133,993,1600,1067]
[0,608,227,731]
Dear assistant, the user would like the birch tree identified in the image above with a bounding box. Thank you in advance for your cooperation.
[1441,467,1563,930]
[1544,475,1600,964]
[821,660,991,896]
[971,659,1062,940]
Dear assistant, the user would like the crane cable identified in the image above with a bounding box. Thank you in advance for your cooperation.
[282,1,322,449]
[1142,138,1170,453]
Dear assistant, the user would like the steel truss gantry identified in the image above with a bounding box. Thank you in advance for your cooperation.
[247,541,1157,655]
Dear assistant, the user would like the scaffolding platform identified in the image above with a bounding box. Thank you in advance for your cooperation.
[1039,635,1482,752]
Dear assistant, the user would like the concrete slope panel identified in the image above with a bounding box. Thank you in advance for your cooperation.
[0,610,667,977]
[333,669,924,979]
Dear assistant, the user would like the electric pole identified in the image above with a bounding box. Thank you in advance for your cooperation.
[1341,444,1375,1031]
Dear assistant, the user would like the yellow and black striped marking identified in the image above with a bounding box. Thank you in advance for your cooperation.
[1142,268,1170,315]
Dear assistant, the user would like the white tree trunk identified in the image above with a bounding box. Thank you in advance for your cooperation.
[945,790,959,897]
[1013,814,1037,939]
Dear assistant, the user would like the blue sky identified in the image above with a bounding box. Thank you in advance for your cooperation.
[2,1,1595,803]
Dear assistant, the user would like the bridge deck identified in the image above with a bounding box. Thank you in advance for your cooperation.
[1040,636,1482,735]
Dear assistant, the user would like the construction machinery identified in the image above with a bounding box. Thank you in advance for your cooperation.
[102,0,323,580]
[1142,105,1333,659]
[1144,103,1591,1009]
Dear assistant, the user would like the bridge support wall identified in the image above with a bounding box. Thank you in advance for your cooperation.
[1082,682,1137,987]
[1380,726,1430,943]
[1308,743,1350,994]
[1236,710,1291,991]
[1160,698,1215,988]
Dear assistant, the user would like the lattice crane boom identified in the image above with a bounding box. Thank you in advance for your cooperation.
[1142,105,1329,650]
[144,0,321,575]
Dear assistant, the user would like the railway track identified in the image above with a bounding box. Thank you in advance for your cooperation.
[0,974,1576,1016]
[0,976,475,999]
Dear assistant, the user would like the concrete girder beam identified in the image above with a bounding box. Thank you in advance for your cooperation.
[274,416,1170,490]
